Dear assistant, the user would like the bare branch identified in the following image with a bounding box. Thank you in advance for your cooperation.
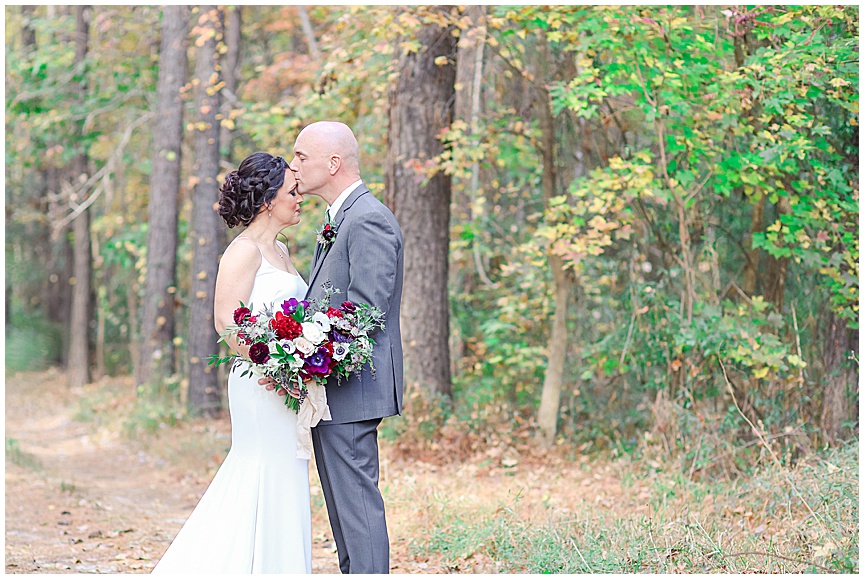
[297,6,321,62]
[52,112,153,235]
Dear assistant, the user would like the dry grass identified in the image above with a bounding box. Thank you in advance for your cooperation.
[384,439,857,573]
[7,369,858,574]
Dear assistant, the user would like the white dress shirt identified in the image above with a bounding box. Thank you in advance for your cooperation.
[327,179,363,220]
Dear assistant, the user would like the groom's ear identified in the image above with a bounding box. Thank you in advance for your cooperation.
[328,154,342,176]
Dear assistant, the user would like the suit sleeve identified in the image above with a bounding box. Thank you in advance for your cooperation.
[346,210,400,328]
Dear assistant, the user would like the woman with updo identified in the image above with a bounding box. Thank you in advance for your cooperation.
[153,152,312,573]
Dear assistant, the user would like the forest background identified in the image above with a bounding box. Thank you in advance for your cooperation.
[3,4,860,573]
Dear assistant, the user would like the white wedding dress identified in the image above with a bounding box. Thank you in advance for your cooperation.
[153,250,311,574]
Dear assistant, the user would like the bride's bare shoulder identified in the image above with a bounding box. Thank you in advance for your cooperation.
[221,236,262,267]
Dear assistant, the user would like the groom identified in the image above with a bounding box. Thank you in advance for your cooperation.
[292,121,403,574]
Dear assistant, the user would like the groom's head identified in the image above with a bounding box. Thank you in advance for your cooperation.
[289,121,360,203]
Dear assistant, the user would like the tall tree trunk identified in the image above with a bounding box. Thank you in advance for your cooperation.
[127,282,140,374]
[21,5,37,50]
[742,191,764,295]
[187,6,222,417]
[385,7,456,400]
[67,5,92,390]
[821,312,858,442]
[763,196,791,311]
[219,6,240,163]
[457,5,493,289]
[735,21,769,300]
[536,31,570,445]
[94,282,107,380]
[137,5,189,391]
[296,6,321,62]
[451,5,488,368]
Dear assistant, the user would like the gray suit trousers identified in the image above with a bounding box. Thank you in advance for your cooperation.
[311,419,389,574]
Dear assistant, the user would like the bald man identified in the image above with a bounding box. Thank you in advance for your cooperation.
[290,121,403,574]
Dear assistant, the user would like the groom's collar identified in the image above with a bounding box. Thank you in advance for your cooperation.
[326,179,363,218]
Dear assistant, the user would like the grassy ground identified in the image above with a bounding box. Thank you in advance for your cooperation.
[5,369,858,573]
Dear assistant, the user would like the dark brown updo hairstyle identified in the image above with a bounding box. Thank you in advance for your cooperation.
[218,152,290,228]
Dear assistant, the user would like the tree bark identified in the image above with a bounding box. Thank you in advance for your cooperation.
[451,5,488,367]
[137,5,189,391]
[385,7,456,400]
[742,191,764,296]
[535,30,570,445]
[297,6,321,62]
[457,5,493,289]
[21,6,37,50]
[219,5,241,162]
[187,6,222,417]
[820,312,858,442]
[763,196,791,311]
[67,5,92,390]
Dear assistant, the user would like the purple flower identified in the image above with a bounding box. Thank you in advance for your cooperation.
[304,346,332,376]
[331,329,353,343]
[282,298,299,315]
[301,300,310,310]
[249,342,270,364]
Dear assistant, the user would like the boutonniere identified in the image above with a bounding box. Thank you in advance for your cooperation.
[316,218,338,247]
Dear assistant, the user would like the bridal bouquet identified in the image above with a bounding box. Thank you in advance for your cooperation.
[207,283,384,458]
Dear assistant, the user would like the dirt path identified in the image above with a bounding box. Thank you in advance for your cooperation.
[4,370,341,574]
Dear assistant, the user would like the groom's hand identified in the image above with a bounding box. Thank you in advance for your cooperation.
[258,377,302,399]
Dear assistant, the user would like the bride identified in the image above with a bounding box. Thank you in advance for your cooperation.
[153,152,311,574]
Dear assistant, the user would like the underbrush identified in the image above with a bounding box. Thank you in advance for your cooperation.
[5,312,64,372]
[70,374,231,472]
[386,384,831,485]
[407,441,858,573]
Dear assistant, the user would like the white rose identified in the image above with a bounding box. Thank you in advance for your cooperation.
[265,357,281,370]
[312,311,332,332]
[301,322,325,345]
[332,343,349,361]
[289,356,305,371]
[294,336,315,356]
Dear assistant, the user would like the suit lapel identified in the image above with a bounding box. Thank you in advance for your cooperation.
[307,184,369,291]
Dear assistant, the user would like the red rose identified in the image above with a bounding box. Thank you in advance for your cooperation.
[340,301,356,313]
[326,307,344,319]
[270,311,302,340]
[233,307,252,325]
[248,316,257,324]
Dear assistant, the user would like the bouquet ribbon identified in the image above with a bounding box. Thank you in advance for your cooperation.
[295,381,331,460]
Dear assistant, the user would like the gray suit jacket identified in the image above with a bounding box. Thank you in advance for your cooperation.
[306,183,404,424]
